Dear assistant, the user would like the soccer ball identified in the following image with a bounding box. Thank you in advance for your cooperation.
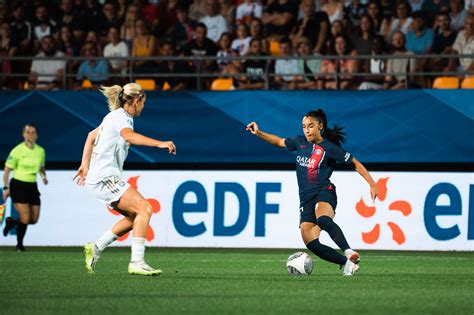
[286,252,313,275]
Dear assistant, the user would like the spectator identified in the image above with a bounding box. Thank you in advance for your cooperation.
[183,22,218,74]
[0,1,7,25]
[322,0,344,24]
[406,11,434,55]
[33,5,57,44]
[353,14,375,55]
[379,0,394,20]
[218,0,235,32]
[131,19,157,73]
[383,31,416,89]
[359,34,388,89]
[408,0,425,12]
[120,4,138,49]
[449,0,468,31]
[429,12,457,72]
[0,21,18,89]
[84,0,103,34]
[325,19,346,52]
[294,37,321,89]
[98,1,121,42]
[249,17,268,53]
[152,0,179,40]
[238,38,268,90]
[156,40,191,90]
[420,0,449,26]
[344,0,367,29]
[10,2,33,56]
[366,1,383,32]
[262,0,298,39]
[291,0,330,53]
[190,0,207,21]
[58,25,80,57]
[217,32,233,70]
[170,4,197,51]
[231,24,252,55]
[57,0,86,42]
[84,30,102,56]
[29,36,66,90]
[447,14,474,73]
[76,41,109,88]
[117,0,128,20]
[236,0,263,26]
[273,37,302,89]
[200,0,228,43]
[381,0,413,41]
[103,26,129,77]
[319,34,359,89]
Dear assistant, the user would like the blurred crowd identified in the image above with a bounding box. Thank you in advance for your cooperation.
[0,0,473,90]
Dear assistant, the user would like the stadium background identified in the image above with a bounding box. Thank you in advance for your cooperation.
[1,89,473,251]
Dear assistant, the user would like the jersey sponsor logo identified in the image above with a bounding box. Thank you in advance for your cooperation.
[296,156,316,168]
[355,177,412,245]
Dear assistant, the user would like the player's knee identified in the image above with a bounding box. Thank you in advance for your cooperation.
[144,202,153,217]
[20,217,30,225]
[317,215,333,230]
[29,218,38,224]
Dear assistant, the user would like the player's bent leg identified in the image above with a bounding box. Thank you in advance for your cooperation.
[301,222,347,266]
[114,188,161,275]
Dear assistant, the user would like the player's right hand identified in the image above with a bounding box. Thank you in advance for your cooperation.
[73,165,88,186]
[246,122,259,135]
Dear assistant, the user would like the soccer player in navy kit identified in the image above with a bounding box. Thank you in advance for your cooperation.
[246,109,378,276]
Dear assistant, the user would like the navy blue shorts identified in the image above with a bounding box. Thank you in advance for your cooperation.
[299,184,337,224]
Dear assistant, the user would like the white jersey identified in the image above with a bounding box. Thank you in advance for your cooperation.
[86,108,134,184]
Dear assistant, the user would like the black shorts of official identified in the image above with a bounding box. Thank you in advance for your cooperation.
[299,184,337,225]
[10,178,41,205]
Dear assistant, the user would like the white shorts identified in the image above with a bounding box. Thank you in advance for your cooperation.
[86,176,130,208]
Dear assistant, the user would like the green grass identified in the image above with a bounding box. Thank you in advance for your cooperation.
[0,247,473,315]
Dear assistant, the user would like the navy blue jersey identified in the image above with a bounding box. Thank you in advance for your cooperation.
[285,136,353,205]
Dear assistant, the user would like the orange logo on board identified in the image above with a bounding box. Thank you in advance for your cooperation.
[356,177,412,245]
[106,176,161,242]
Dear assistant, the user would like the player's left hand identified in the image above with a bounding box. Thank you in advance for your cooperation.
[370,184,379,203]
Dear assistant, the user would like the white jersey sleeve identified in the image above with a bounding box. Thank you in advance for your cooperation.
[86,108,134,184]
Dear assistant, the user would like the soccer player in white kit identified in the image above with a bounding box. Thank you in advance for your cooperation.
[74,83,176,276]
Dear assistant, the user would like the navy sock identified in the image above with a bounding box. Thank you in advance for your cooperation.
[317,215,350,251]
[306,238,347,265]
[17,223,27,247]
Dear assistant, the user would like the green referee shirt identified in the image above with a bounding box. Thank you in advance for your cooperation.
[5,143,46,183]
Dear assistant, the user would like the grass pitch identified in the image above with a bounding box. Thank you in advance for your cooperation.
[0,247,473,314]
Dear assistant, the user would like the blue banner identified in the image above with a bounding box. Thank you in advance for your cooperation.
[1,90,473,163]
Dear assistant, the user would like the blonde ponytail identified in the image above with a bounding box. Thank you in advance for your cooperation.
[100,83,145,111]
[100,85,123,111]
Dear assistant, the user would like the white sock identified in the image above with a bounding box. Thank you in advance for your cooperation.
[344,249,354,257]
[95,229,118,252]
[131,237,146,263]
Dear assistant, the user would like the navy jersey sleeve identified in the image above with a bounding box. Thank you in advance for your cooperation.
[325,141,353,164]
[284,136,302,152]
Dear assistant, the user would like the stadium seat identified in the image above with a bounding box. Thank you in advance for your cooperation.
[162,81,171,91]
[269,40,281,56]
[211,78,234,91]
[432,77,459,89]
[82,79,93,89]
[135,79,156,91]
[461,77,474,89]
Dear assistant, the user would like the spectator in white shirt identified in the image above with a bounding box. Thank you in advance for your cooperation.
[103,26,129,76]
[29,36,66,90]
[231,24,252,55]
[449,0,469,31]
[200,0,229,43]
[236,0,263,26]
[274,37,302,89]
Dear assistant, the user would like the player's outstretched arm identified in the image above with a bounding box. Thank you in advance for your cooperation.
[246,122,286,148]
[120,128,176,155]
[352,157,378,203]
[74,127,99,186]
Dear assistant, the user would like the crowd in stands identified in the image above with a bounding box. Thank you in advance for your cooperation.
[0,0,473,90]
